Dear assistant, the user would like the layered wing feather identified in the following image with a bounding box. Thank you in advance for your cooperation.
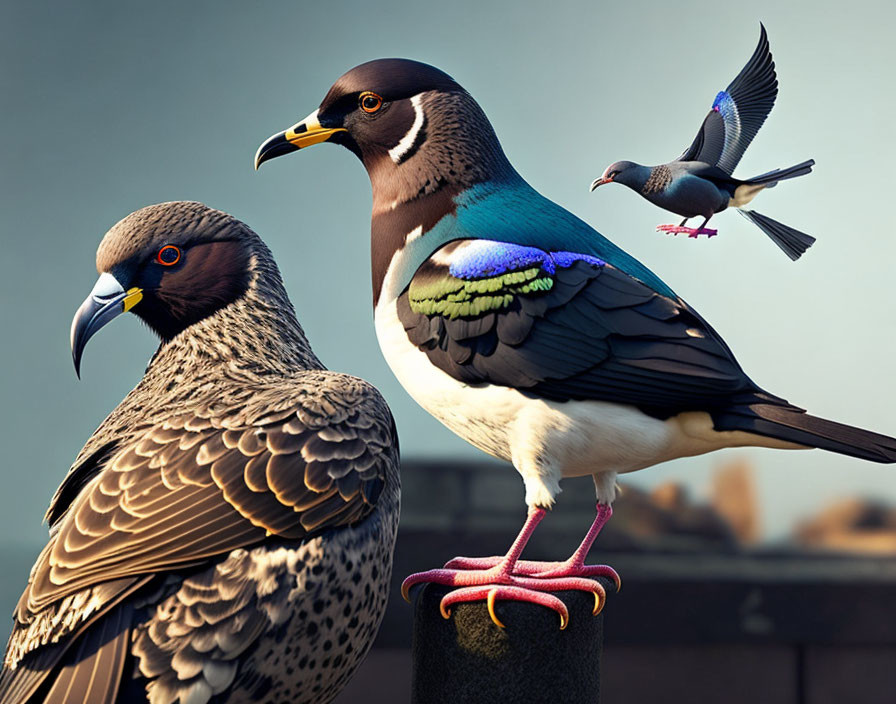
[2,375,397,700]
[398,239,775,419]
[677,24,777,174]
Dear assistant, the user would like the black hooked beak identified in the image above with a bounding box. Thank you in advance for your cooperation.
[70,273,143,378]
[254,109,347,170]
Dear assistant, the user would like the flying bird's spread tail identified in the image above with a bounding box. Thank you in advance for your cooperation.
[745,158,815,187]
[738,209,816,260]
[714,401,896,464]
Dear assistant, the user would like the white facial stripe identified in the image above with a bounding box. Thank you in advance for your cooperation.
[388,94,425,164]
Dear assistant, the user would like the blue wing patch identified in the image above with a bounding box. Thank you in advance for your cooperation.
[448,240,605,279]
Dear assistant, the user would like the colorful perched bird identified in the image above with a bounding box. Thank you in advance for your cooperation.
[255,59,896,628]
[0,202,400,704]
[591,24,817,261]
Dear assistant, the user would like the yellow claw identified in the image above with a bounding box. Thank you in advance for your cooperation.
[439,601,452,620]
[400,582,412,603]
[592,583,607,615]
[486,589,506,629]
[559,611,569,630]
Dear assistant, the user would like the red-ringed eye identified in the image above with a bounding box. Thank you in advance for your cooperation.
[359,91,383,114]
[156,245,181,266]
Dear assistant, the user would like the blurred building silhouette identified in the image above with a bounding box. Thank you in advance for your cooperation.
[712,459,761,544]
[795,498,896,554]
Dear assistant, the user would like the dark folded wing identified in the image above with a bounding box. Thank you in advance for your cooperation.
[398,239,766,419]
[677,24,777,174]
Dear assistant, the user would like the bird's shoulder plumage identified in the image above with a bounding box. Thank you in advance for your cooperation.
[2,371,398,700]
[450,180,679,297]
[397,238,774,418]
[676,24,777,174]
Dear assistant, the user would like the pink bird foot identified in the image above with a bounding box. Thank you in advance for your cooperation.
[441,585,572,629]
[402,564,606,628]
[402,503,619,629]
[441,556,621,593]
[656,224,718,238]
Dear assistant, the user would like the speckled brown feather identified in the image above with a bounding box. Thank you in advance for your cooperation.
[641,165,673,195]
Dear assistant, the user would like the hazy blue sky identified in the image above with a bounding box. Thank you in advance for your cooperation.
[2,0,895,544]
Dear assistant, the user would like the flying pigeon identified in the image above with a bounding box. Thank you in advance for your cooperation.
[591,24,816,260]
[255,59,895,628]
[0,202,400,704]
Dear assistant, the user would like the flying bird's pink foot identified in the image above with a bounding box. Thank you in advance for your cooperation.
[402,504,618,628]
[656,224,718,238]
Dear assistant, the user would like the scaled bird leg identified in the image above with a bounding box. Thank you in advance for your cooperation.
[527,503,621,589]
[401,507,607,629]
[445,503,621,592]
[690,216,718,238]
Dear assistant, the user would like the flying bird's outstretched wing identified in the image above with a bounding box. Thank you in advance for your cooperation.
[677,24,778,174]
[1,378,396,704]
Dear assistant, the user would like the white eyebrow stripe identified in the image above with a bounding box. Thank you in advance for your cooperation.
[389,94,425,164]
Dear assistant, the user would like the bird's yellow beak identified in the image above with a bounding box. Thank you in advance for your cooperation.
[255,109,347,169]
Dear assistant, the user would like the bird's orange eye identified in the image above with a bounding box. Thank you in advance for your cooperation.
[156,245,181,266]
[359,91,383,114]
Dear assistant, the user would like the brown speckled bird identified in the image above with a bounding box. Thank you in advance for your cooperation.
[0,202,400,704]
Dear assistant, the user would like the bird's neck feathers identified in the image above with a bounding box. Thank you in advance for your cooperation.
[146,241,324,381]
[615,163,653,191]
[368,90,525,306]
[366,90,515,215]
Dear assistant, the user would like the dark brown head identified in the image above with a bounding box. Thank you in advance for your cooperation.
[71,201,263,375]
[255,58,514,211]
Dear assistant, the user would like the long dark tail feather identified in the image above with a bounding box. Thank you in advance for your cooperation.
[747,158,815,186]
[0,604,133,704]
[42,603,132,704]
[714,403,896,464]
[0,650,59,704]
[737,209,816,261]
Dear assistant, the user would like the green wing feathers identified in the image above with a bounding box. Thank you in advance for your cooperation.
[408,265,553,319]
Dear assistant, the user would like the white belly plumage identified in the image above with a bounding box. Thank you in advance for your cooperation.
[374,297,794,506]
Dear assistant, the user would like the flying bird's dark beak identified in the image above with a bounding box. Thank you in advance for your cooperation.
[254,109,347,169]
[589,177,613,191]
[71,273,143,378]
